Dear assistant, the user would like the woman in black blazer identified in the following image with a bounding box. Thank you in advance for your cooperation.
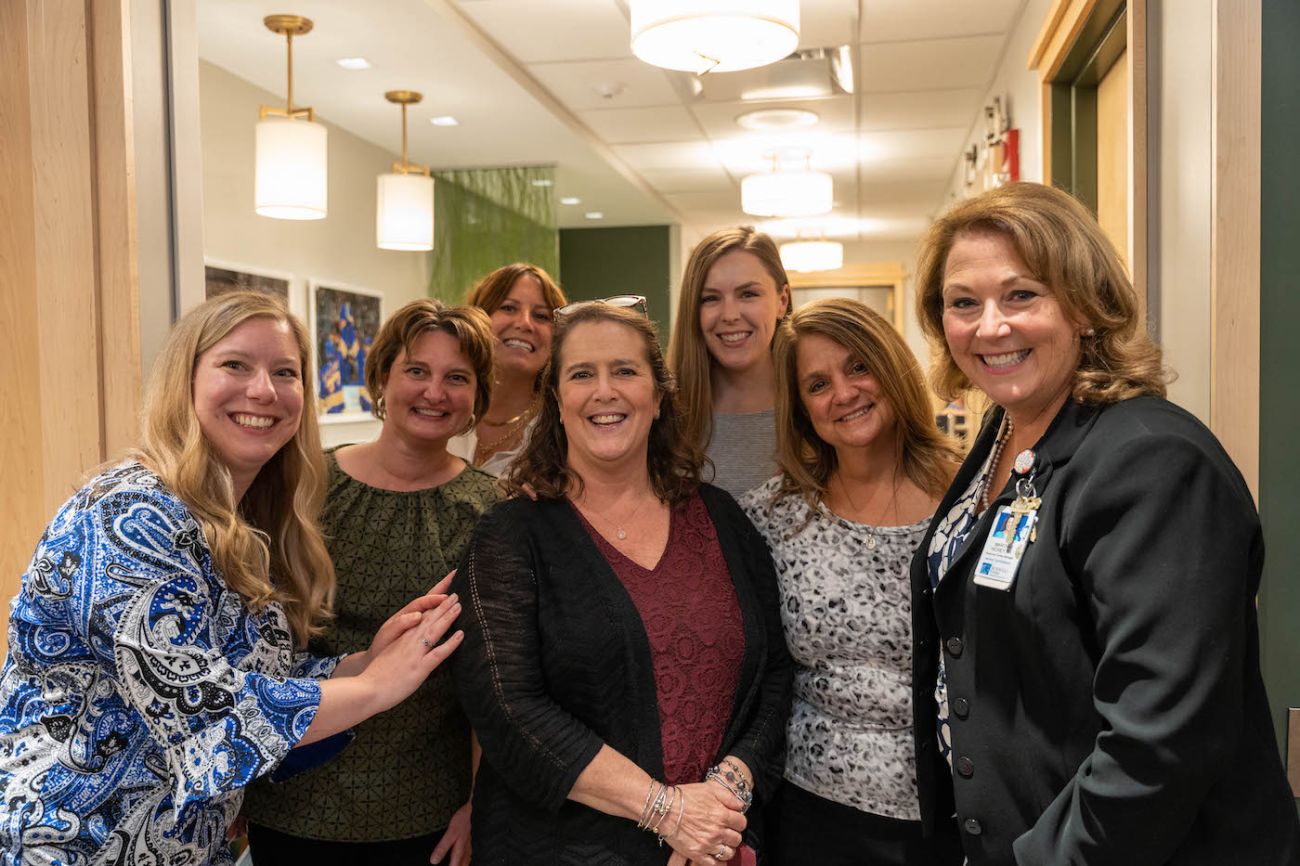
[907,182,1299,865]
[452,300,792,865]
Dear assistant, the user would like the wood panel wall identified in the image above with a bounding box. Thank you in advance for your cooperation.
[0,0,141,652]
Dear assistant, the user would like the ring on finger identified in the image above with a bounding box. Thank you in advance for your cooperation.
[421,638,432,649]
[715,845,730,860]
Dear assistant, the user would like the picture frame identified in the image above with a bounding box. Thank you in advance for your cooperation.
[203,260,292,303]
[309,279,384,423]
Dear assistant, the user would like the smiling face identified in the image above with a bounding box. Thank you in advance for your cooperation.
[941,230,1083,424]
[489,274,555,381]
[698,249,790,375]
[192,316,304,497]
[796,332,896,457]
[381,329,477,445]
[556,319,662,478]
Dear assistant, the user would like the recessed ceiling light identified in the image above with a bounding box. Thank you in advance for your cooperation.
[585,211,604,220]
[531,178,554,187]
[430,116,459,127]
[736,108,819,131]
[560,196,581,205]
[336,57,371,70]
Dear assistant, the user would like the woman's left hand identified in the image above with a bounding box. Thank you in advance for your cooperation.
[430,800,471,865]
[364,571,458,665]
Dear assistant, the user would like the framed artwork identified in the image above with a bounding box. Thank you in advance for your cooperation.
[309,280,384,422]
[203,260,291,302]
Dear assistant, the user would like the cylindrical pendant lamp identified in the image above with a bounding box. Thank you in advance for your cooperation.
[377,172,435,251]
[255,116,328,220]
[741,168,833,217]
[780,240,844,272]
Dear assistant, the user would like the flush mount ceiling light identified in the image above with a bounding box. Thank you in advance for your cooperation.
[741,151,833,218]
[335,57,371,70]
[780,239,843,272]
[255,15,328,220]
[375,90,434,251]
[735,108,819,131]
[629,0,799,74]
[429,115,459,126]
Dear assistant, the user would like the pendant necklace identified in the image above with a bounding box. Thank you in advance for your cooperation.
[581,493,651,540]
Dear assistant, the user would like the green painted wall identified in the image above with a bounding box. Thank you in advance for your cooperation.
[559,226,673,343]
[1259,0,1300,793]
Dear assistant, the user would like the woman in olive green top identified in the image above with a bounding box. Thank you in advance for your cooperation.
[243,299,499,866]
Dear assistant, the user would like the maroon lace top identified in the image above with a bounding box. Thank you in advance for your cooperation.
[578,493,745,785]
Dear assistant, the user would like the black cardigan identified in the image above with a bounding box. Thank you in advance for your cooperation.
[909,396,1300,865]
[451,484,793,865]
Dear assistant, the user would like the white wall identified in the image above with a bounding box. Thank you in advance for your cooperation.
[198,61,431,446]
[1149,0,1212,421]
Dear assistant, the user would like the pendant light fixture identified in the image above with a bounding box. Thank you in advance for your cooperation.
[255,15,327,220]
[741,151,833,218]
[780,239,844,272]
[376,90,435,251]
[629,0,799,74]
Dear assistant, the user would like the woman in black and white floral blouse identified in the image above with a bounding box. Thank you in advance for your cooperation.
[740,298,962,866]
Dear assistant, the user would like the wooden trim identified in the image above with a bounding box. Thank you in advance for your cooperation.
[1209,0,1262,498]
[788,262,908,334]
[1029,0,1100,78]
[1129,0,1148,329]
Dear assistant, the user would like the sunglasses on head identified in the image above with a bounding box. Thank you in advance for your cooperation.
[554,295,648,318]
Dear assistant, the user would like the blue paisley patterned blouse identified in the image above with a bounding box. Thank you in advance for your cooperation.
[0,462,340,866]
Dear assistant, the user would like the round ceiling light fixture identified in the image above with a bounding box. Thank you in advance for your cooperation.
[735,108,819,131]
[741,151,833,218]
[780,240,844,272]
[629,0,799,74]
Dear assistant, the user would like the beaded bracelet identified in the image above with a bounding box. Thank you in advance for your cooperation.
[706,763,754,812]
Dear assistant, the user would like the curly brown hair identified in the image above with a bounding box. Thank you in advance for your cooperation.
[503,304,704,503]
[915,182,1167,404]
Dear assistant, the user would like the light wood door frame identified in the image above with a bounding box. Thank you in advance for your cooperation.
[0,0,141,651]
[787,262,908,335]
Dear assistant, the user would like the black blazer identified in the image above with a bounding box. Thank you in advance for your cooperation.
[451,484,793,865]
[910,396,1299,865]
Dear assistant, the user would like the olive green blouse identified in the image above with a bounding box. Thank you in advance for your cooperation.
[242,449,501,841]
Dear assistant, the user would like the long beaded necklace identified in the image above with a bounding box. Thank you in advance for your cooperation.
[977,415,1015,513]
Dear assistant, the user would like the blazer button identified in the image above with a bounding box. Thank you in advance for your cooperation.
[952,697,970,718]
[964,818,983,836]
[946,637,964,657]
[955,756,975,777]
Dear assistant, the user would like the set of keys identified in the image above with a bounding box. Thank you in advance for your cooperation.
[1008,476,1041,548]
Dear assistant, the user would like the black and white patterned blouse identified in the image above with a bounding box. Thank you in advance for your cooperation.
[741,477,925,820]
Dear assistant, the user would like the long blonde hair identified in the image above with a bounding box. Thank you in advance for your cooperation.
[667,226,790,452]
[774,298,960,507]
[133,291,333,647]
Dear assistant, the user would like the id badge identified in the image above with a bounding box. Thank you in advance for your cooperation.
[972,505,1037,591]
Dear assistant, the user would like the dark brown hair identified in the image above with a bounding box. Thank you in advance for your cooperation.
[365,299,496,424]
[504,304,703,502]
[915,181,1167,403]
[465,262,567,314]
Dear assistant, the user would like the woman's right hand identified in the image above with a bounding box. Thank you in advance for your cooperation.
[662,781,746,865]
[359,594,463,713]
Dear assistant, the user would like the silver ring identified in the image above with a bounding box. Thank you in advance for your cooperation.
[421,638,432,649]
[715,846,730,860]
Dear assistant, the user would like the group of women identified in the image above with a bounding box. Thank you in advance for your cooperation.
[1,182,1296,866]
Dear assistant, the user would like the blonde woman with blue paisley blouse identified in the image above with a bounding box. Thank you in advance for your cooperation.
[0,292,461,866]
[739,298,961,866]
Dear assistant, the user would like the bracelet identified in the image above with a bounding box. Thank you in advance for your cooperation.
[706,763,754,813]
[638,780,673,831]
[637,780,662,830]
[659,787,686,846]
[650,785,677,842]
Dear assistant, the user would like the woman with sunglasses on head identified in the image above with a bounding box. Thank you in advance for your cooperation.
[242,299,499,866]
[0,293,462,866]
[451,298,792,865]
[739,299,963,865]
[669,227,791,498]
[448,263,567,477]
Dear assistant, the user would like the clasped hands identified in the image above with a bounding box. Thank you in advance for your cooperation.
[664,776,749,865]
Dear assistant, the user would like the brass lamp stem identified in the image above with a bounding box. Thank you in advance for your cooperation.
[384,90,430,176]
[286,31,294,113]
[401,102,409,168]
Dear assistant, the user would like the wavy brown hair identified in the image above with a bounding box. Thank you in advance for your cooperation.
[504,304,703,503]
[667,226,790,452]
[915,182,1167,404]
[774,298,960,508]
[133,291,333,647]
[365,298,496,427]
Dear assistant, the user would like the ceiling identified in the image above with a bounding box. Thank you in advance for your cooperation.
[196,0,1028,244]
